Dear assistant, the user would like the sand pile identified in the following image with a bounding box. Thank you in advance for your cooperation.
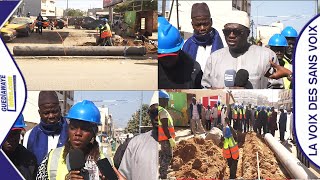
[172,137,227,179]
[241,132,288,179]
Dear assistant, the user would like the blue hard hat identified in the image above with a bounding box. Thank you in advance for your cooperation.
[281,26,298,38]
[159,90,169,99]
[268,34,288,47]
[13,114,26,129]
[224,126,232,138]
[102,18,108,22]
[65,100,101,125]
[257,106,261,111]
[158,16,184,54]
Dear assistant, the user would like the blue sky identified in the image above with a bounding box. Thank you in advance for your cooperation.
[159,0,317,35]
[74,91,154,128]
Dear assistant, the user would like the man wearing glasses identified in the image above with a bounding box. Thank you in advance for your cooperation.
[182,2,224,71]
[201,11,288,89]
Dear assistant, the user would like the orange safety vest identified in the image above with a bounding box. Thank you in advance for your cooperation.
[218,105,222,116]
[158,106,175,141]
[239,109,243,120]
[233,109,238,119]
[223,135,239,160]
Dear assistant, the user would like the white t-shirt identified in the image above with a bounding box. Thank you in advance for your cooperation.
[192,104,199,119]
[196,45,212,71]
[23,128,60,153]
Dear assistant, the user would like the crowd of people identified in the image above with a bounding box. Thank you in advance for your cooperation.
[158,2,295,90]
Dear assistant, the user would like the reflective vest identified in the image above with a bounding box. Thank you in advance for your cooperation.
[47,146,106,180]
[217,105,222,116]
[233,109,238,119]
[255,111,259,119]
[238,109,243,120]
[99,24,112,38]
[158,106,175,141]
[223,135,239,160]
[282,56,292,89]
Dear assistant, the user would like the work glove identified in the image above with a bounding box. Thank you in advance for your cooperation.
[169,138,176,148]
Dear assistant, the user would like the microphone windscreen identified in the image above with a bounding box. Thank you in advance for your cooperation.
[224,69,236,87]
[69,148,86,170]
[234,69,249,87]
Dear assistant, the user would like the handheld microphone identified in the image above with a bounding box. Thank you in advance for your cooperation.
[96,158,119,180]
[234,69,253,89]
[69,149,89,180]
[224,70,236,87]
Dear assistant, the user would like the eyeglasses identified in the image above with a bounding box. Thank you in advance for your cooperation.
[222,29,245,36]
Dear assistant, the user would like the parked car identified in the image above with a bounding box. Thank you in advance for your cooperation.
[81,17,104,30]
[54,19,66,29]
[5,17,35,37]
[0,26,17,42]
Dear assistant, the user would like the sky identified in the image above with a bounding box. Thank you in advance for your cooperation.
[74,91,155,129]
[55,0,103,11]
[159,0,317,36]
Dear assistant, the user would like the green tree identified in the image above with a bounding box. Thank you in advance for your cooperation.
[125,104,152,134]
[66,9,85,17]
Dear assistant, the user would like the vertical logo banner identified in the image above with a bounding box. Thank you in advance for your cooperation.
[0,1,27,179]
[295,14,320,169]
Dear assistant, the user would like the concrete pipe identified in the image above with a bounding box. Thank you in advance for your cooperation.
[13,46,146,56]
[264,133,318,179]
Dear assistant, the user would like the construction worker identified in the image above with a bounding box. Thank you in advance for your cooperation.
[205,105,212,130]
[244,105,251,133]
[222,118,239,179]
[182,2,224,71]
[158,90,176,179]
[158,16,203,89]
[2,114,38,180]
[201,11,289,89]
[279,106,287,142]
[281,27,297,89]
[268,34,289,89]
[97,18,113,46]
[36,100,125,180]
[238,105,244,132]
[253,106,260,133]
[232,105,238,130]
[119,92,159,180]
[23,91,69,165]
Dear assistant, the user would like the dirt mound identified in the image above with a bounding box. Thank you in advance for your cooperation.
[241,132,288,179]
[172,137,227,179]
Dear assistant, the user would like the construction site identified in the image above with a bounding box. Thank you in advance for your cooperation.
[163,89,319,179]
[2,0,158,90]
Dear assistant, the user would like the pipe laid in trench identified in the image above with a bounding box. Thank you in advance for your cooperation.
[264,133,318,179]
[13,46,146,56]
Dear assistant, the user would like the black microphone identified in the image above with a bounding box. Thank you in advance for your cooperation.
[224,69,236,87]
[69,149,89,180]
[97,158,119,180]
[234,69,253,89]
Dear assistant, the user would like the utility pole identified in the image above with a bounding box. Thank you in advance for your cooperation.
[250,19,254,43]
[139,91,143,134]
[162,0,166,17]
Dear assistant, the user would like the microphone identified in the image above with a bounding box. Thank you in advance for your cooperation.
[69,149,89,180]
[234,69,253,89]
[224,70,236,87]
[97,158,119,180]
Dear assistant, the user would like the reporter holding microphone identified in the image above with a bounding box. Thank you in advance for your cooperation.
[36,100,125,180]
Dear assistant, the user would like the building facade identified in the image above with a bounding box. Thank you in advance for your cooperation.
[233,91,269,107]
[278,89,292,110]
[98,106,113,136]
[17,0,56,17]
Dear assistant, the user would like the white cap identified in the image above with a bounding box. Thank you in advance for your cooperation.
[226,10,250,28]
[149,91,159,107]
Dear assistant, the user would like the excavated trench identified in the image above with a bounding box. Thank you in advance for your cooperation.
[170,132,290,179]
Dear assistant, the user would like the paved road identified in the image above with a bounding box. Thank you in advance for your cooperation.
[15,56,157,90]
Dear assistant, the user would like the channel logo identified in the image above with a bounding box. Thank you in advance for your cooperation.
[0,74,16,112]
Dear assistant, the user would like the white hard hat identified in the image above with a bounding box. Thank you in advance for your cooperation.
[149,91,158,107]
